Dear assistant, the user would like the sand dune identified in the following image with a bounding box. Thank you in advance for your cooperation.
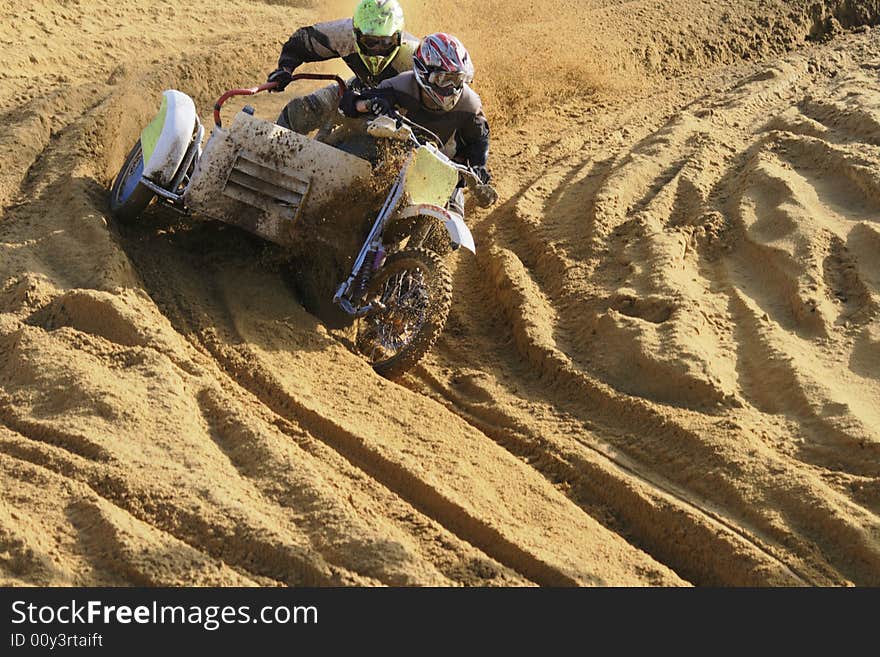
[1,1,879,586]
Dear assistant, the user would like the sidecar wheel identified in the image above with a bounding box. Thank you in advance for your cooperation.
[109,140,155,223]
[356,248,452,379]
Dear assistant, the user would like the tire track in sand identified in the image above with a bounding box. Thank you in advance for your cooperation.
[427,33,880,584]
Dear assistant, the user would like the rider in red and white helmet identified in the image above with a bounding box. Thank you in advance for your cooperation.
[412,33,475,112]
[340,32,492,207]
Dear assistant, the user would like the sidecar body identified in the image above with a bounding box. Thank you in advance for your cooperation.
[184,110,372,247]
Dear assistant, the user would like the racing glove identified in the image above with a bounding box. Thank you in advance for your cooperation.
[267,68,293,92]
[471,166,497,208]
[367,97,395,117]
[340,91,395,117]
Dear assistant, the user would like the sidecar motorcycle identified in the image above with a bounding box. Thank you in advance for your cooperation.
[108,74,496,378]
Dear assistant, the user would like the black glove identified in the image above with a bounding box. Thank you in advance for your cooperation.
[340,92,394,117]
[473,183,498,208]
[367,96,395,116]
[266,67,293,92]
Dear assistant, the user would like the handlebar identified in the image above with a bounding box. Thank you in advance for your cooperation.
[368,109,497,206]
[390,111,498,208]
[213,73,347,127]
[381,112,487,187]
[394,113,444,150]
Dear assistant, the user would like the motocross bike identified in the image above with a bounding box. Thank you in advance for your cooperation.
[108,74,497,378]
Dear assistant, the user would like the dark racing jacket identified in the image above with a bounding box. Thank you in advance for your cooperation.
[346,72,491,169]
[278,18,419,88]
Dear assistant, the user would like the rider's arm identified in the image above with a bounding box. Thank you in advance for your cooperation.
[278,19,352,71]
[340,88,399,117]
[454,108,491,170]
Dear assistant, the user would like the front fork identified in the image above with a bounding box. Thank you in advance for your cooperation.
[333,175,406,316]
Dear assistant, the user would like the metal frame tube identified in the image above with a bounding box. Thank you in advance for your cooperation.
[169,120,204,194]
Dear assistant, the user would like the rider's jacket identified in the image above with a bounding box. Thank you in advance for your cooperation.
[278,18,419,89]
[364,72,491,168]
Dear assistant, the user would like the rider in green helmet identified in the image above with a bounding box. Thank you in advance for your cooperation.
[352,0,405,77]
[267,0,418,134]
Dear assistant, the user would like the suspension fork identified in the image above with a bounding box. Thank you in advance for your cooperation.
[333,168,408,316]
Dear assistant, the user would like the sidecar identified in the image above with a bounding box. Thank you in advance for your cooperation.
[109,75,494,378]
[108,76,371,248]
[185,109,372,247]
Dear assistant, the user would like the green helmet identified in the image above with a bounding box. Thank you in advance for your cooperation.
[352,0,405,77]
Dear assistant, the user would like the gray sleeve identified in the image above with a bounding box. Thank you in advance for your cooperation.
[454,90,491,168]
[391,34,420,72]
[278,18,357,70]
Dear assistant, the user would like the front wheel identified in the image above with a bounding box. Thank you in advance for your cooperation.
[109,140,155,223]
[356,248,452,379]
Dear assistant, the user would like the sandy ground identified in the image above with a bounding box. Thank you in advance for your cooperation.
[1,0,879,586]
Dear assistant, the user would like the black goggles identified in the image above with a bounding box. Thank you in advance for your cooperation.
[355,29,401,56]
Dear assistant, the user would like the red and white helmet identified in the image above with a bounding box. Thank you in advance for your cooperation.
[413,33,475,111]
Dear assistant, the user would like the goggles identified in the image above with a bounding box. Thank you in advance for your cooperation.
[427,69,468,89]
[355,30,401,56]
